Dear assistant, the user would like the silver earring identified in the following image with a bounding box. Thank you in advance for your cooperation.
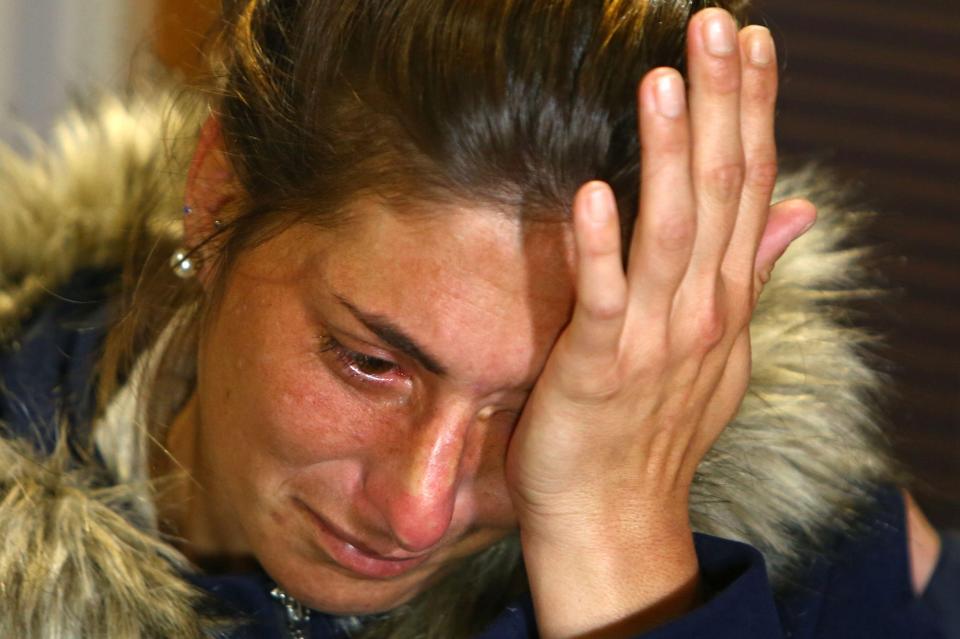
[183,204,193,216]
[213,219,224,230]
[170,248,196,279]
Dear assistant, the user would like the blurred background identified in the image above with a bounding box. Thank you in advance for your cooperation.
[1,0,958,526]
[0,1,151,147]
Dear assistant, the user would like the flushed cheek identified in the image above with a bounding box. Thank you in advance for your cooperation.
[216,363,408,546]
[201,340,361,495]
[262,361,428,484]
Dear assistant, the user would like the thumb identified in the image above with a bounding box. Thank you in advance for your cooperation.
[754,198,817,282]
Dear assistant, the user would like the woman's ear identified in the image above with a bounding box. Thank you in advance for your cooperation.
[183,116,240,285]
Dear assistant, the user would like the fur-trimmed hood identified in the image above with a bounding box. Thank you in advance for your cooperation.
[0,94,893,637]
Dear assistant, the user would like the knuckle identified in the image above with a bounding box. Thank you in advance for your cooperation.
[693,306,726,351]
[744,159,778,192]
[584,241,619,262]
[716,274,754,325]
[701,161,745,205]
[743,71,777,104]
[728,299,753,330]
[574,377,623,404]
[657,128,691,154]
[707,61,742,95]
[583,296,626,322]
[558,362,623,404]
[732,274,758,310]
[653,215,696,252]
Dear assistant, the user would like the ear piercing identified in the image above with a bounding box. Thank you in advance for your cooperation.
[173,204,225,277]
[183,202,224,230]
[170,248,196,278]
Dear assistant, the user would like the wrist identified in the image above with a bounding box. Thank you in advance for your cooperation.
[515,488,692,551]
[521,506,701,638]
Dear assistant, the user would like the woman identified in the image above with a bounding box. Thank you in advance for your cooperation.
[0,1,952,637]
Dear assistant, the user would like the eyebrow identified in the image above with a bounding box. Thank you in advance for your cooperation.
[335,294,448,376]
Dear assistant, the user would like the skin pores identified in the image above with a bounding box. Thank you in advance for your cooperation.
[163,200,577,614]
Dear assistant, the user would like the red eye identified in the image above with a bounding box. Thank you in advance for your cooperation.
[320,334,399,382]
[344,351,396,377]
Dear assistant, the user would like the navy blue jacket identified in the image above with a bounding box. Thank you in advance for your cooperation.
[0,271,953,638]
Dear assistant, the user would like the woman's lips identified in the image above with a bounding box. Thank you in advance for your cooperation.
[297,501,431,579]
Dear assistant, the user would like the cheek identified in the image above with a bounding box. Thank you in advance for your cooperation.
[198,283,403,490]
[213,335,397,473]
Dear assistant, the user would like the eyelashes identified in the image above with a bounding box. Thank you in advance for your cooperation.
[317,333,526,422]
[319,333,401,383]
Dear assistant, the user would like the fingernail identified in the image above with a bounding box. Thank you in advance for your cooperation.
[748,29,773,66]
[799,219,816,235]
[704,13,736,57]
[655,73,685,119]
[588,185,613,224]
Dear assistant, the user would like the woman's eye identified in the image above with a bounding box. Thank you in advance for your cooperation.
[320,334,399,382]
[346,351,396,376]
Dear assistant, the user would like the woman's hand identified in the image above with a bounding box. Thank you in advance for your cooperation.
[505,9,817,637]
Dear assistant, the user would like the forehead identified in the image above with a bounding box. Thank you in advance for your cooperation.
[317,200,577,388]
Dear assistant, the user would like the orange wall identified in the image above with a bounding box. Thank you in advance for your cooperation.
[153,0,220,77]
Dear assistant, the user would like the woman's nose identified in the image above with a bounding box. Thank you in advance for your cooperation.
[368,407,474,553]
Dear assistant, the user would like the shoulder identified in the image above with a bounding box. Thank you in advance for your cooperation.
[0,268,117,452]
[467,491,947,639]
[0,269,226,639]
[472,488,946,639]
[675,491,940,639]
[0,90,190,341]
[776,487,945,638]
[924,529,960,638]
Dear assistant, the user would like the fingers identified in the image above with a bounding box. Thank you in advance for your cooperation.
[754,198,817,289]
[724,25,780,282]
[629,10,784,323]
[564,182,627,364]
[580,11,784,354]
[628,68,696,319]
[685,8,744,278]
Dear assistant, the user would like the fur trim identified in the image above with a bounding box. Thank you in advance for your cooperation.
[0,94,894,635]
[0,89,192,342]
[0,434,220,638]
[692,167,892,578]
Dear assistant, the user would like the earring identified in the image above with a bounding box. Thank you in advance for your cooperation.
[170,248,196,279]
[183,204,193,216]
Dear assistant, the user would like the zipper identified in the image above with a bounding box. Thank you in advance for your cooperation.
[271,585,312,639]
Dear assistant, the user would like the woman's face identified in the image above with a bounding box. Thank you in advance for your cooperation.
[191,200,576,614]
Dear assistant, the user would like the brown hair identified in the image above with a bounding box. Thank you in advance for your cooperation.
[102,1,751,636]
[209,0,747,262]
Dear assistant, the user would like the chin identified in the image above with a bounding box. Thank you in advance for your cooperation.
[246,521,441,614]
[246,502,513,616]
[267,559,440,616]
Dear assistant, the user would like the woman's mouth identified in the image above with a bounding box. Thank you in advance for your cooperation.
[296,500,431,579]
